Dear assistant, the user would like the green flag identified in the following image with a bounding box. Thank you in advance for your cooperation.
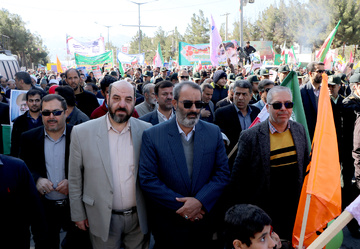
[158,42,164,65]
[280,71,311,150]
[118,61,125,76]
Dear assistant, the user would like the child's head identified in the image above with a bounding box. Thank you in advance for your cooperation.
[224,204,276,249]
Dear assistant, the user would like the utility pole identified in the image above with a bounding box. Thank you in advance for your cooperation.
[95,22,113,50]
[221,13,230,41]
[128,0,158,54]
[240,1,244,48]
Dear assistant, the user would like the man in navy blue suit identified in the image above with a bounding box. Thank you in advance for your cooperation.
[139,81,230,249]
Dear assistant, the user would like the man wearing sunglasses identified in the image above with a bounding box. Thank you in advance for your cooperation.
[300,61,325,141]
[178,69,190,83]
[231,86,309,242]
[19,94,83,248]
[139,81,229,249]
[251,79,274,111]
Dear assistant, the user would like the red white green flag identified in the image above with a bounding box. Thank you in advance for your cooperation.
[316,20,341,63]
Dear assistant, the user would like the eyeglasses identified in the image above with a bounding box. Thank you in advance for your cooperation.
[180,76,189,79]
[41,110,64,116]
[315,70,325,74]
[268,102,294,109]
[179,100,204,109]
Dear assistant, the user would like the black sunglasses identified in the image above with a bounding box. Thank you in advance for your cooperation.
[41,110,64,116]
[269,102,294,110]
[180,76,189,79]
[179,100,204,109]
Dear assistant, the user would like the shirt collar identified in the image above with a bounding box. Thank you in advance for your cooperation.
[157,109,174,121]
[106,113,130,134]
[331,95,339,103]
[269,120,290,134]
[234,104,252,115]
[44,126,66,141]
[176,119,195,140]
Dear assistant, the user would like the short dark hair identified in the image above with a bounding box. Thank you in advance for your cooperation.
[26,88,45,101]
[173,81,201,101]
[40,94,67,111]
[65,68,80,78]
[307,62,325,73]
[15,71,32,85]
[55,86,76,107]
[86,83,99,92]
[99,75,117,93]
[224,204,272,248]
[258,79,275,93]
[154,80,174,96]
[233,80,252,94]
[200,83,214,92]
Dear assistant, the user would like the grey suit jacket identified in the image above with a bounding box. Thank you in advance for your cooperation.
[69,115,152,241]
[231,119,310,206]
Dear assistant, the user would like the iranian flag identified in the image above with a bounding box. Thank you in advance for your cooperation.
[316,20,341,63]
[249,105,268,128]
[154,42,164,67]
[197,60,203,71]
[281,41,286,61]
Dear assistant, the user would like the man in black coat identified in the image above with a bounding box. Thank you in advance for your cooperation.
[214,80,260,169]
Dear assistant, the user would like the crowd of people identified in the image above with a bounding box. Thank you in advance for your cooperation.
[0,57,360,249]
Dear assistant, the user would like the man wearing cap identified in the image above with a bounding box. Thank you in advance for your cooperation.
[247,75,261,104]
[193,72,201,85]
[11,88,45,157]
[211,70,228,105]
[156,67,170,82]
[259,69,270,81]
[135,83,157,117]
[252,79,274,110]
[300,62,325,141]
[214,80,260,169]
[227,73,236,85]
[143,71,152,84]
[338,73,351,97]
[277,65,291,84]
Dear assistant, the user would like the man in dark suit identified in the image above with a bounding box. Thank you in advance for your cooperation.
[0,154,48,249]
[300,62,325,141]
[200,83,215,123]
[0,102,10,154]
[231,86,310,241]
[139,81,230,249]
[140,80,174,125]
[214,80,260,168]
[19,94,88,249]
[215,82,234,109]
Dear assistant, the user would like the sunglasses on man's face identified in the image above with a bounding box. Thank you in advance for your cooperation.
[179,100,204,109]
[268,102,294,110]
[180,76,189,79]
[41,110,64,116]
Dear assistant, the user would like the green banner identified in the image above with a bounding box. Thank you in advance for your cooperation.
[75,51,113,66]
[274,54,288,65]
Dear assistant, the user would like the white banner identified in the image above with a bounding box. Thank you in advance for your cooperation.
[67,35,105,56]
[117,51,145,65]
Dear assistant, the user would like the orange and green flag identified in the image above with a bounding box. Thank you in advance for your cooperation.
[292,73,342,248]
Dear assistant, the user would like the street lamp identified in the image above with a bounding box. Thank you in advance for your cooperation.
[95,22,120,50]
[127,0,158,54]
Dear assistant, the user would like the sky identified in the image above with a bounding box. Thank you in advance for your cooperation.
[2,0,285,62]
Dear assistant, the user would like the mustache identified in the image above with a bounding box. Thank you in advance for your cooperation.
[186,112,199,117]
[47,119,57,123]
[115,107,127,112]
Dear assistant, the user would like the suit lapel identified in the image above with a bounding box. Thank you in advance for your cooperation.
[191,121,204,191]
[130,118,140,181]
[168,118,191,192]
[259,121,271,176]
[307,82,317,111]
[96,116,113,188]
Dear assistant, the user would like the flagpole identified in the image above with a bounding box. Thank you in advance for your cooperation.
[298,194,312,249]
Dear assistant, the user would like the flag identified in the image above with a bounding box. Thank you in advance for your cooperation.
[316,20,341,63]
[249,105,268,128]
[118,60,125,76]
[154,42,164,67]
[291,46,298,64]
[350,51,354,63]
[292,73,342,248]
[66,34,73,55]
[210,15,223,67]
[281,41,286,61]
[192,61,198,76]
[197,60,203,71]
[280,71,311,149]
[56,55,63,73]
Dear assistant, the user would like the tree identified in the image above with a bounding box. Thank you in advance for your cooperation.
[184,10,210,44]
[0,8,49,68]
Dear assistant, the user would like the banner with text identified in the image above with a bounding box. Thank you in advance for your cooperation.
[250,41,274,60]
[75,51,113,77]
[117,51,145,65]
[67,34,106,56]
